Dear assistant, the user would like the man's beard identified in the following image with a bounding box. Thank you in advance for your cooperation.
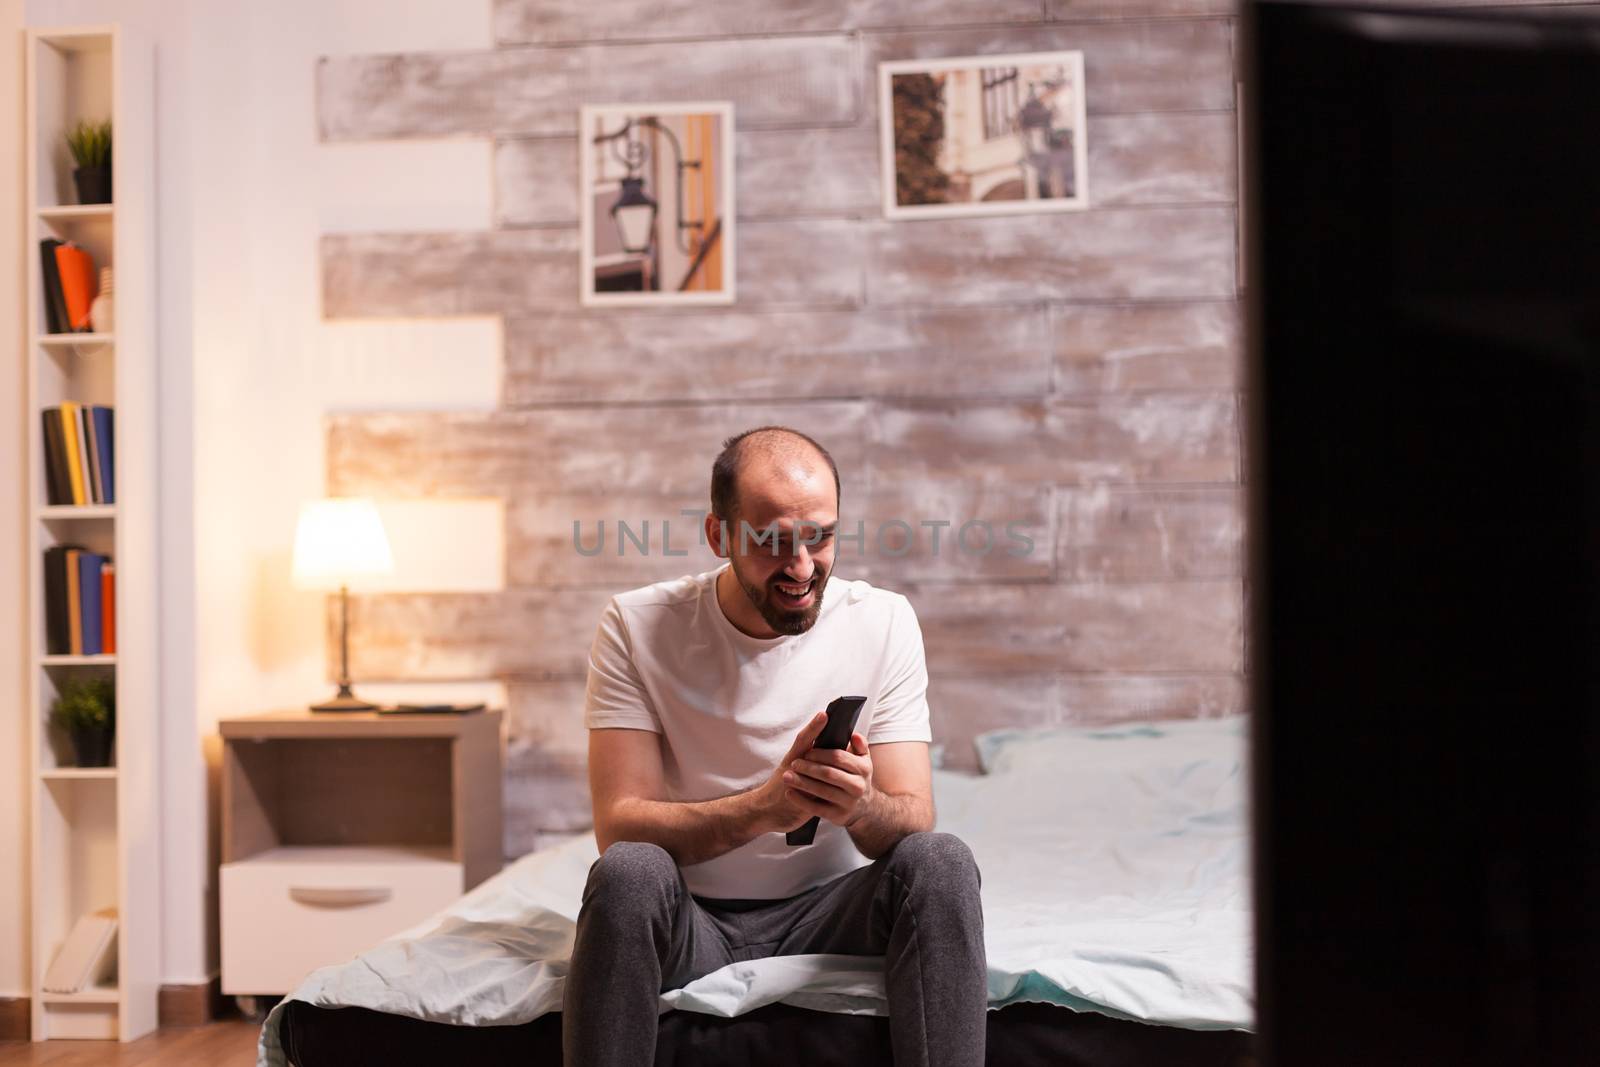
[733,559,828,636]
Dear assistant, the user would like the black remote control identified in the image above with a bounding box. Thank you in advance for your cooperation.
[785,695,867,846]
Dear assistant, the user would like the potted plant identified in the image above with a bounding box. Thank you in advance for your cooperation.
[66,119,112,205]
[50,676,116,767]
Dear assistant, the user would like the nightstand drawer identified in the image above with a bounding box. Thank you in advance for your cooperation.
[220,846,462,994]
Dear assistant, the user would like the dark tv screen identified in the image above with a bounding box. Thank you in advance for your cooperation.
[1244,3,1600,1064]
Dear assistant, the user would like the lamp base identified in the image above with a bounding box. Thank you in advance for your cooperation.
[309,690,379,713]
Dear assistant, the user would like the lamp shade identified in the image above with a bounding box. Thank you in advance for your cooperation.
[291,498,394,590]
[611,176,658,254]
[1018,94,1053,157]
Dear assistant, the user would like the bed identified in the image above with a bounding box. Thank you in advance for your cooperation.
[259,716,1255,1066]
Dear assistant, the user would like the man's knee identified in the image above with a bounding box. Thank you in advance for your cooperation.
[885,831,982,891]
[585,840,680,905]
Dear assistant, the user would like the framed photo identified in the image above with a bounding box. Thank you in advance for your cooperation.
[878,51,1089,220]
[579,101,736,306]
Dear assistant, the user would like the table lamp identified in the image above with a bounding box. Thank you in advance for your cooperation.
[292,498,394,712]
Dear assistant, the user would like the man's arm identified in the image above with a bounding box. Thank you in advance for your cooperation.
[589,728,764,866]
[845,740,934,859]
[589,714,829,868]
[784,737,936,860]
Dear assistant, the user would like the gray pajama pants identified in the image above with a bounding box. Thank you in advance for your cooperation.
[561,830,987,1066]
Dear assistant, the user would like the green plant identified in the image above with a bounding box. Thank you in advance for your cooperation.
[50,676,115,732]
[66,119,112,169]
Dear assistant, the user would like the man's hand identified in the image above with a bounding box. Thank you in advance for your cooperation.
[755,710,830,834]
[783,732,875,829]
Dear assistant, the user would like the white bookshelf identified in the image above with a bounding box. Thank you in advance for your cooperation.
[38,332,115,350]
[24,24,158,1042]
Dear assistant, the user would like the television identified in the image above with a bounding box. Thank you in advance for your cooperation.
[1242,3,1600,1064]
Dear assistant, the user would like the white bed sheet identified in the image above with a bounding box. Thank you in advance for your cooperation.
[259,717,1253,1066]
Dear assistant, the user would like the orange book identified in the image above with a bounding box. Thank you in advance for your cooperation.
[53,242,98,332]
[65,548,82,655]
[100,562,115,655]
[59,403,85,505]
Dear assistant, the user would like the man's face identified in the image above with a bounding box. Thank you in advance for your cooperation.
[719,465,839,637]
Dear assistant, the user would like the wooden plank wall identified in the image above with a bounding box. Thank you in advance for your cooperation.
[316,0,1265,855]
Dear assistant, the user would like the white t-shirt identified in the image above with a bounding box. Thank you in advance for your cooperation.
[582,562,933,899]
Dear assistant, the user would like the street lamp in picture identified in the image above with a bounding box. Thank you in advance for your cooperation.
[1017,84,1075,200]
[579,101,736,307]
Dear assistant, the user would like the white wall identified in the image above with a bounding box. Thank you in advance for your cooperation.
[3,0,33,1000]
[6,0,505,988]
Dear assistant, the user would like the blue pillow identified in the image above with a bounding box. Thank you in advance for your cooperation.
[973,716,1248,775]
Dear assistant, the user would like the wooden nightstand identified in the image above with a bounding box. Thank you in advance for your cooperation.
[218,709,503,1000]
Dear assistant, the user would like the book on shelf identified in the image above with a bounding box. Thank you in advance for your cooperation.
[53,241,99,333]
[65,548,82,655]
[38,238,68,335]
[59,402,85,505]
[44,545,113,656]
[41,405,115,506]
[81,405,102,503]
[42,908,118,995]
[75,406,93,502]
[92,406,115,503]
[77,551,107,656]
[101,561,116,655]
[40,408,69,504]
[43,546,73,654]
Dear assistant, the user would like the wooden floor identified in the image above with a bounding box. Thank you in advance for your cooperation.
[0,1020,260,1066]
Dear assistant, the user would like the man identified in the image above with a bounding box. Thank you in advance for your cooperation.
[563,425,987,1066]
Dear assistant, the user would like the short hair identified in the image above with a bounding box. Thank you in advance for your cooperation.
[710,426,841,523]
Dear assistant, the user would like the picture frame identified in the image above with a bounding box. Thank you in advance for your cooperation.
[878,51,1089,221]
[578,101,736,306]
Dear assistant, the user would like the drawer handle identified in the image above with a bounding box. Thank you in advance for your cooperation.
[289,886,393,908]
